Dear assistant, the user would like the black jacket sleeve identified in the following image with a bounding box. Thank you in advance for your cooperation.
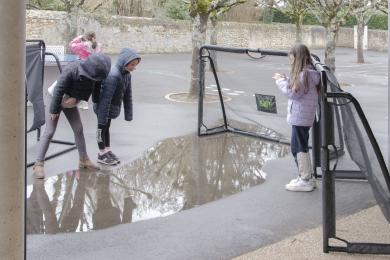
[97,74,118,125]
[123,75,133,121]
[49,68,74,114]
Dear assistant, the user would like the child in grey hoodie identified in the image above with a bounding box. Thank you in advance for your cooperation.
[273,43,320,192]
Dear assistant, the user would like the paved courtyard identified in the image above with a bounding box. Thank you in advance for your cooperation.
[26,47,389,259]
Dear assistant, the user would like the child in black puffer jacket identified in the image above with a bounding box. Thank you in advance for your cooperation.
[93,48,141,165]
[33,53,111,179]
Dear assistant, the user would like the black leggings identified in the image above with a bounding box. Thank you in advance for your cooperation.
[97,119,111,150]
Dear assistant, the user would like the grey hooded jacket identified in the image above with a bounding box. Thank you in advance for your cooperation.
[50,53,111,114]
[93,48,141,125]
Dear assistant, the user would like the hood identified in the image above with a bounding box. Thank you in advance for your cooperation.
[116,48,141,71]
[79,53,111,81]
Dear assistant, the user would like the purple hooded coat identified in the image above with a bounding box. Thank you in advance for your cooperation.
[276,66,320,127]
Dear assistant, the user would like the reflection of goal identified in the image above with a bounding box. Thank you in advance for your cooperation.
[197,45,289,143]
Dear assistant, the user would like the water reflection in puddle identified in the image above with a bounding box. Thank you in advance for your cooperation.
[26,132,289,235]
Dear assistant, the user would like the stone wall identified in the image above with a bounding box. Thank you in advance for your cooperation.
[26,10,388,54]
[27,10,70,46]
[368,29,389,52]
[337,27,355,48]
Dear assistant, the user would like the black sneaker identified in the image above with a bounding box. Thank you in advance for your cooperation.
[97,153,117,165]
[108,151,120,164]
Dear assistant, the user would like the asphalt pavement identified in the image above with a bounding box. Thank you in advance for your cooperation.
[26,47,389,259]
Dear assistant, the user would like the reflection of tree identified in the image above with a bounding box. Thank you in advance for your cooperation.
[26,180,58,234]
[50,174,63,215]
[111,129,289,220]
[26,170,91,234]
[26,184,42,234]
[182,133,287,208]
[93,174,121,229]
[59,170,88,232]
[210,134,228,200]
[27,124,289,234]
[34,180,58,234]
[122,196,137,224]
[182,134,208,209]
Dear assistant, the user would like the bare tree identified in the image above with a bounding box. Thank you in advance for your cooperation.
[55,0,105,53]
[209,1,247,71]
[372,0,388,13]
[58,0,86,12]
[308,0,351,72]
[256,0,314,42]
[27,0,60,10]
[113,0,144,16]
[282,0,315,42]
[209,15,220,71]
[188,0,248,98]
[350,0,375,63]
[262,0,275,23]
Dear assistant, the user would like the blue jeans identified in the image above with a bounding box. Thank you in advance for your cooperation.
[291,125,310,161]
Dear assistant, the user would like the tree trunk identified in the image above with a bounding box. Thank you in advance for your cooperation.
[67,8,79,52]
[189,13,209,99]
[263,7,273,23]
[324,19,338,72]
[209,17,218,72]
[295,15,303,43]
[35,181,58,234]
[262,0,274,23]
[356,11,365,63]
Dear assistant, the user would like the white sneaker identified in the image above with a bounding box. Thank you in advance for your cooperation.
[287,176,316,189]
[287,177,300,185]
[285,177,315,192]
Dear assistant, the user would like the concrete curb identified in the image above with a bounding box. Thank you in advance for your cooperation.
[235,206,390,259]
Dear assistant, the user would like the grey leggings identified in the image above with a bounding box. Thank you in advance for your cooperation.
[36,100,87,162]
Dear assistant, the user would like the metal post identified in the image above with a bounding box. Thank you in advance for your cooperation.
[385,0,390,188]
[197,52,205,136]
[321,71,336,253]
[312,119,321,177]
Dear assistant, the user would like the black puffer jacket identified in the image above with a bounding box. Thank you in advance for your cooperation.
[50,53,111,114]
[93,48,141,125]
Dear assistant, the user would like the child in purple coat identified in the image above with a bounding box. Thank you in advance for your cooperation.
[273,43,320,192]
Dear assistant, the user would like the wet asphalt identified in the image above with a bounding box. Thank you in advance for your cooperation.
[26,48,388,259]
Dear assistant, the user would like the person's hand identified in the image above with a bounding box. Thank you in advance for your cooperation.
[50,113,59,120]
[91,40,98,49]
[272,73,285,80]
[63,97,78,107]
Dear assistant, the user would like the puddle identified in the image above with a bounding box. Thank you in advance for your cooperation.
[26,132,289,235]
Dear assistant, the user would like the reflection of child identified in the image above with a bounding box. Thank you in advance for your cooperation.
[273,43,320,192]
[93,48,141,165]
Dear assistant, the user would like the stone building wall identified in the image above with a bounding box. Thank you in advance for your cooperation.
[368,29,389,52]
[26,10,388,54]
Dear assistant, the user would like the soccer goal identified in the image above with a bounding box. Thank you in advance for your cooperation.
[197,45,291,144]
[197,45,345,175]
